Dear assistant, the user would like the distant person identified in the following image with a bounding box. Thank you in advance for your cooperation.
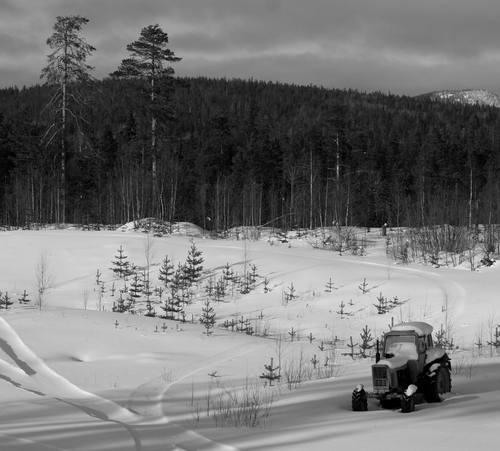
[382,222,387,236]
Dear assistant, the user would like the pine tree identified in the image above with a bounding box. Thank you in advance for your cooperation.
[110,24,181,206]
[40,15,96,223]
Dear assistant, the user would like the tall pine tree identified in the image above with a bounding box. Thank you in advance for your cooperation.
[110,24,181,215]
[40,15,96,223]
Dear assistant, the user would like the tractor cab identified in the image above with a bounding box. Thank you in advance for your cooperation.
[372,322,434,397]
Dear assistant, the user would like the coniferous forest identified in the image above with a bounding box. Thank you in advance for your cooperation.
[1,76,500,231]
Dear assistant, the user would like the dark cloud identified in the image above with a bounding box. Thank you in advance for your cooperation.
[1,0,500,95]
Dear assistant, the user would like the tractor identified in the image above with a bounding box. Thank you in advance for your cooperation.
[352,321,452,412]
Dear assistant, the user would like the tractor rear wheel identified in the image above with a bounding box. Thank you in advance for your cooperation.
[424,363,451,403]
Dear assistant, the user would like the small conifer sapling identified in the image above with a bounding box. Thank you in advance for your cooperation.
[359,325,374,358]
[260,357,280,386]
[158,255,174,288]
[185,240,204,285]
[18,290,31,304]
[200,299,216,336]
[111,246,130,278]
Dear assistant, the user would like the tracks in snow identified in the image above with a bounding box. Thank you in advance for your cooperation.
[0,316,241,451]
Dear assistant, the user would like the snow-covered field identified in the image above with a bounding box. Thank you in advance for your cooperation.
[1,224,499,450]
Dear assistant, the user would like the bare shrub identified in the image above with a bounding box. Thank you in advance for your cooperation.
[441,286,456,347]
[281,345,311,390]
[82,285,90,309]
[310,226,365,255]
[193,377,273,428]
[319,348,346,378]
[32,250,56,310]
[453,353,479,378]
[386,225,483,267]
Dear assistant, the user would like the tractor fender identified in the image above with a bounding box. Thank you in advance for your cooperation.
[426,347,450,367]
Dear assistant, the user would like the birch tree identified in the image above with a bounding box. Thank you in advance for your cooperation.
[40,15,95,223]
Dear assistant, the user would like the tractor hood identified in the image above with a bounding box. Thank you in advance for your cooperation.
[378,342,418,369]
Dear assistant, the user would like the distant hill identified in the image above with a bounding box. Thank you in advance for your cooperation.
[419,89,500,108]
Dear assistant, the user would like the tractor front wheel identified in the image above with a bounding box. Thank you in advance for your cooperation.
[400,393,415,413]
[352,387,368,411]
[424,363,451,403]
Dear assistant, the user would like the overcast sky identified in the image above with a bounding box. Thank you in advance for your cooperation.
[1,0,500,96]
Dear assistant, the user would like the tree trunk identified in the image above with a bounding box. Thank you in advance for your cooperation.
[61,48,67,224]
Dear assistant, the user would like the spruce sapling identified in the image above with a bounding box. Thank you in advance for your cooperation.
[374,293,388,314]
[237,316,249,333]
[358,278,370,294]
[260,357,280,386]
[487,326,500,353]
[158,255,174,288]
[200,299,216,336]
[345,336,359,359]
[214,277,226,303]
[18,290,31,304]
[359,325,374,358]
[310,354,319,369]
[129,272,144,298]
[111,246,130,278]
[249,264,259,287]
[325,278,336,292]
[144,299,156,317]
[185,240,204,285]
[263,277,270,293]
[222,262,234,284]
[1,292,13,309]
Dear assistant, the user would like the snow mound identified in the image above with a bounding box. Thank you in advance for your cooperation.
[118,218,207,237]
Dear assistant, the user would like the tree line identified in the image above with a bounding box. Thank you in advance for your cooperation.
[1,16,500,231]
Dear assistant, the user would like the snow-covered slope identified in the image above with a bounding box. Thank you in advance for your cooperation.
[1,227,500,450]
[422,89,500,108]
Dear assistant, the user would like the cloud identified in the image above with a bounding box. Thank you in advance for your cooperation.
[1,0,500,95]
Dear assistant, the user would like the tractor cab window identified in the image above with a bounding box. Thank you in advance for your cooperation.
[384,335,416,357]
